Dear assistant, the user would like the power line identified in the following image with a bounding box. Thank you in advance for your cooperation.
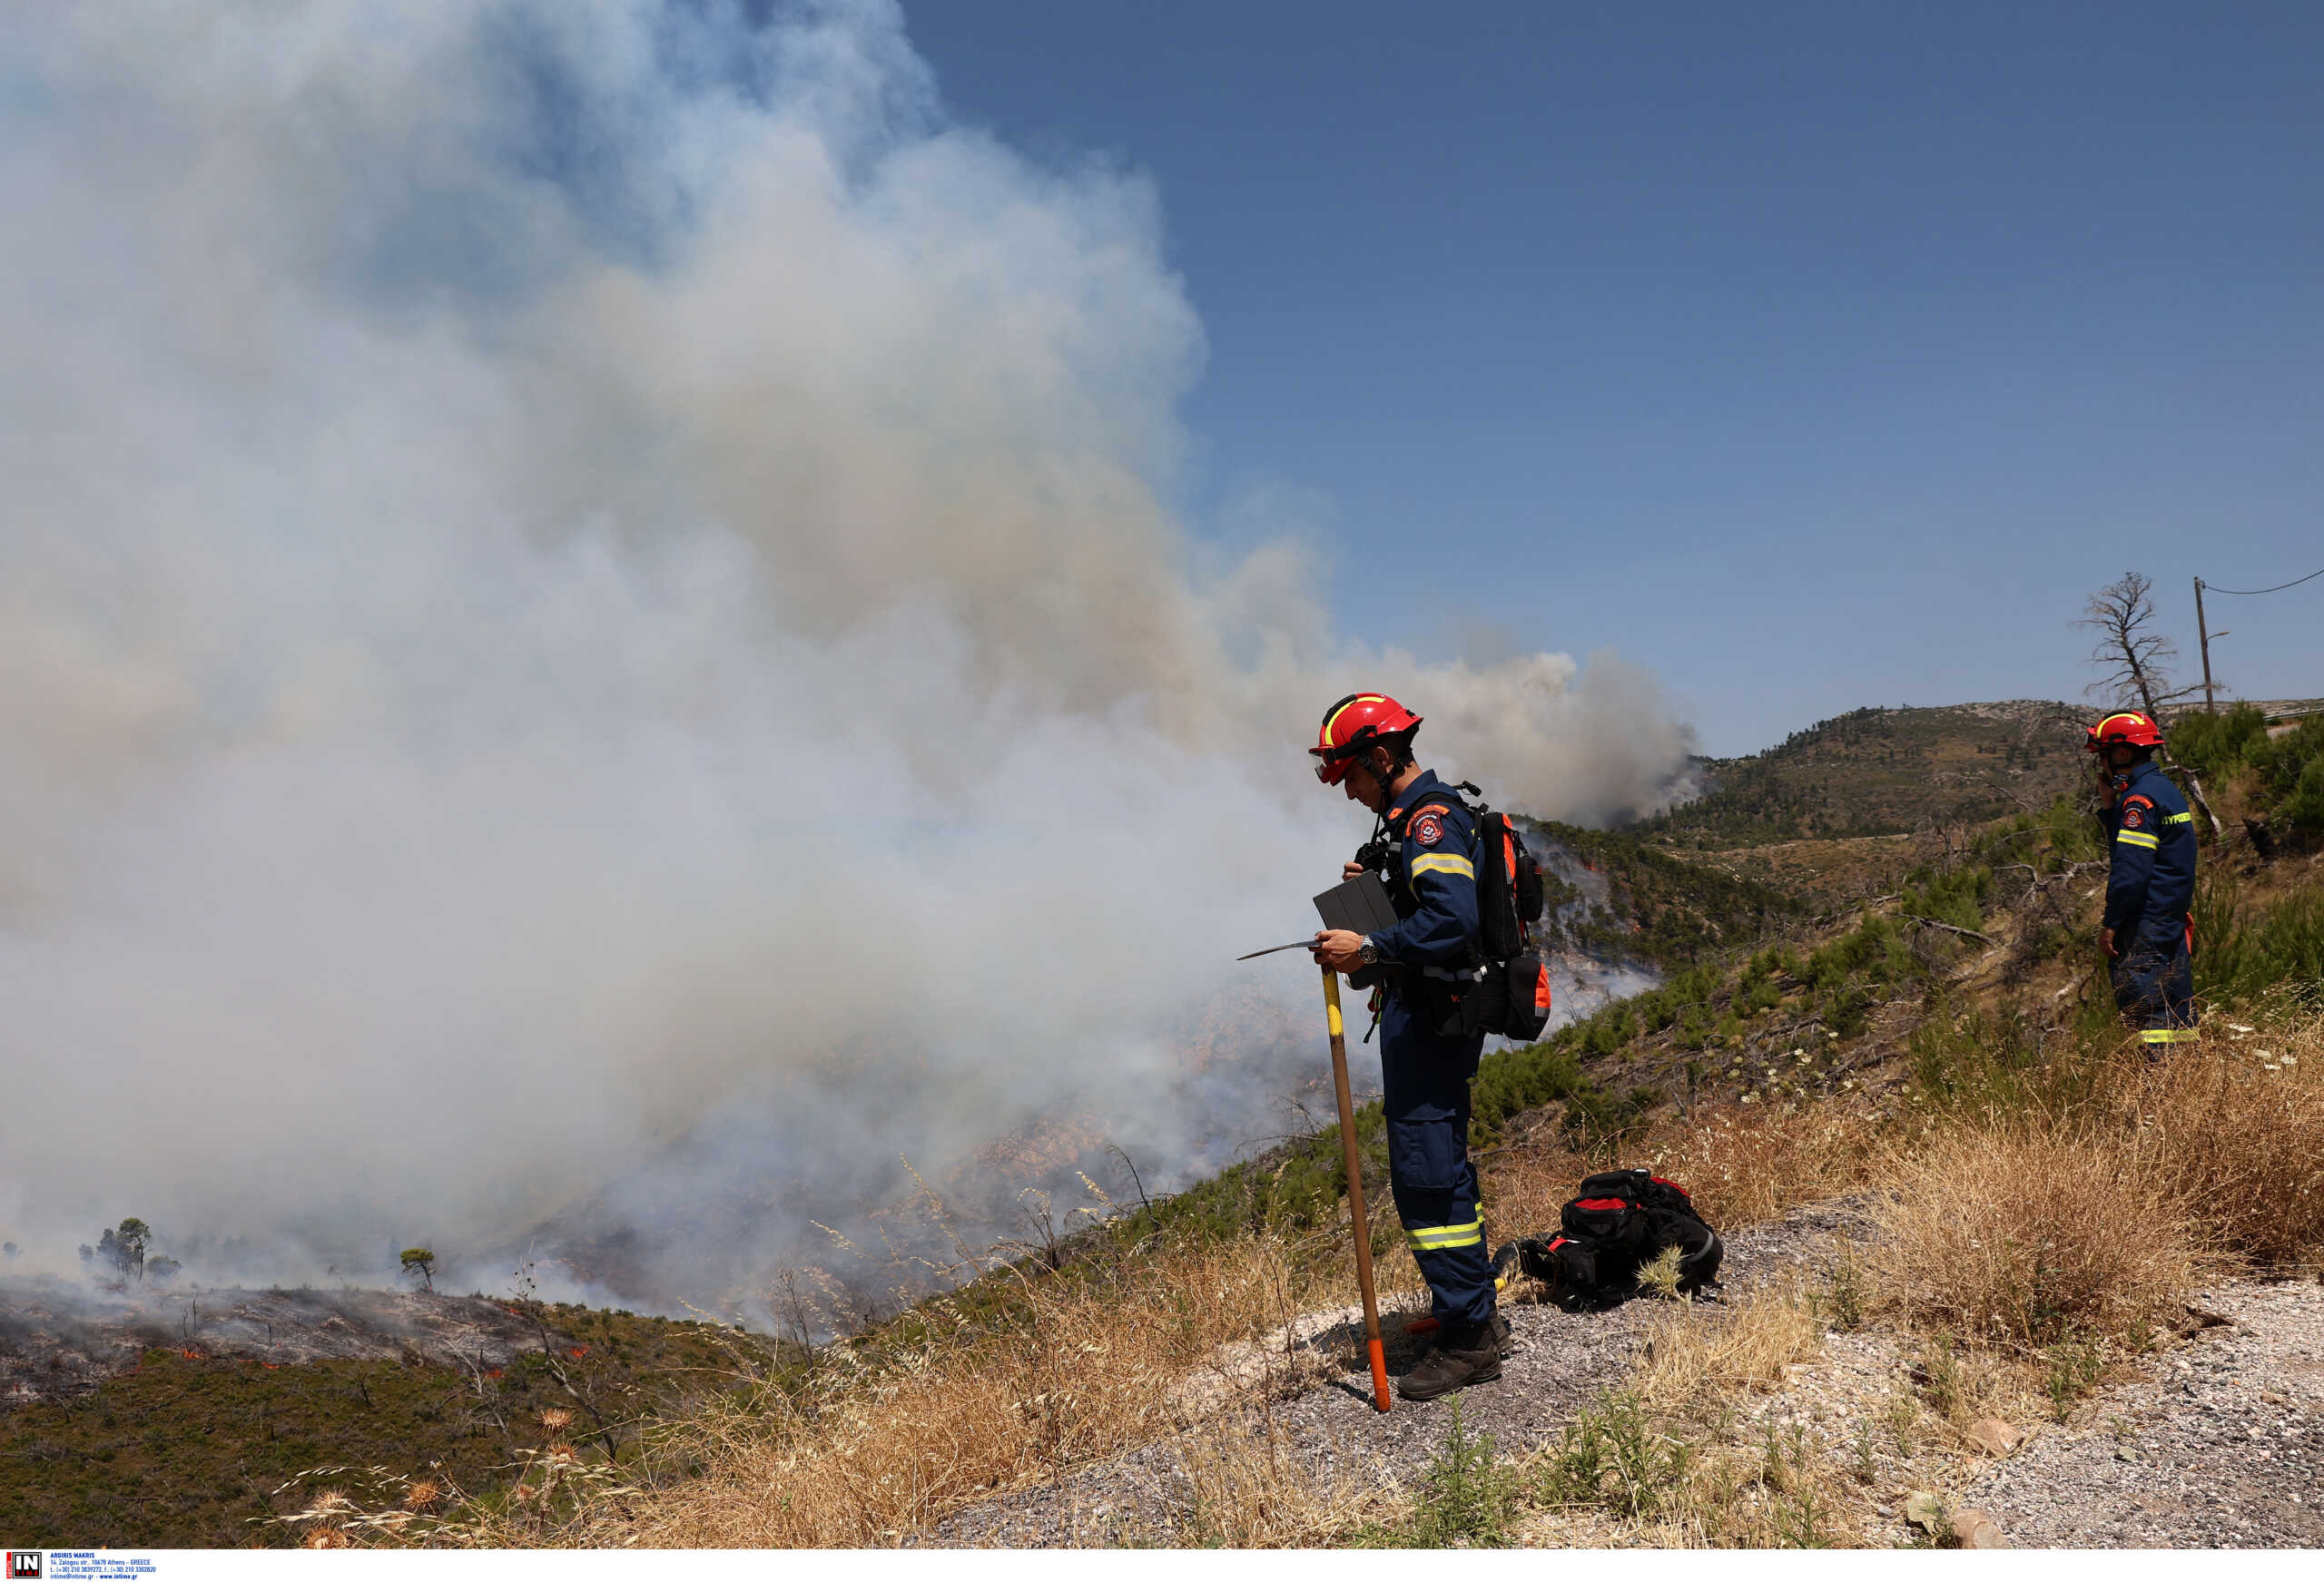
[2201,565,2324,596]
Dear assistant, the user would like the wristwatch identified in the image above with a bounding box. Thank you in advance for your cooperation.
[1357,937,1380,968]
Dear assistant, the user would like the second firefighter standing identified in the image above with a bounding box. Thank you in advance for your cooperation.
[2088,710,2201,1054]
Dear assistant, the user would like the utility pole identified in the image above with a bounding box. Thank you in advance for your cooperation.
[2193,576,2218,713]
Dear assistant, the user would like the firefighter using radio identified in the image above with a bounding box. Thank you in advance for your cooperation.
[2087,710,2200,1055]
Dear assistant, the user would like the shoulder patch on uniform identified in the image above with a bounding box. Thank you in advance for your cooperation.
[2121,804,2145,829]
[1411,812,1445,848]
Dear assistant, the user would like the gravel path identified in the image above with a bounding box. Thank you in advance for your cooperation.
[1963,1279,2324,1548]
[925,1197,2324,1549]
[923,1198,1870,1547]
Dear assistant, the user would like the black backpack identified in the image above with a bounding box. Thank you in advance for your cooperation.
[1440,787,1551,1041]
[1493,1168,1723,1310]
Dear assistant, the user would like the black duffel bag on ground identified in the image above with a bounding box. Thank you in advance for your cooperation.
[1491,1167,1724,1311]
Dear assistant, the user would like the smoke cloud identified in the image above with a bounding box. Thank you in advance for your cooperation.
[0,2,1693,1302]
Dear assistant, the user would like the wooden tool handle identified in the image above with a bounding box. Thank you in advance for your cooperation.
[1324,968,1391,1413]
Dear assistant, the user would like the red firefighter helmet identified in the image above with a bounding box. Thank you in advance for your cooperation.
[1311,693,1423,785]
[2085,711,2166,752]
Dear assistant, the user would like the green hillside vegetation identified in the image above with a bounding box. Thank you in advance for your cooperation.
[1637,703,2088,849]
[2171,705,2324,842]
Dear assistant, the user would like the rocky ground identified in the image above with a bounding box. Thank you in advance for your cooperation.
[921,1199,1869,1546]
[0,1278,553,1406]
[1962,1279,2324,1548]
[921,1198,2324,1548]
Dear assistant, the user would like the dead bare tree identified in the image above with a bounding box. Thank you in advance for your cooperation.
[2079,571,2190,715]
[2076,570,2223,838]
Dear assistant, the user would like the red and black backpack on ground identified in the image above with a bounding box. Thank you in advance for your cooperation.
[1493,1168,1723,1310]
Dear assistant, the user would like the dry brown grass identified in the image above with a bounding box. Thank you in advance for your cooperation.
[1476,1136,1592,1253]
[1646,1101,1888,1229]
[1633,1286,1823,1419]
[1162,1420,1385,1547]
[1870,1126,2191,1346]
[1480,1090,1886,1247]
[468,1225,1366,1548]
[2098,1016,2324,1266]
[438,996,2319,1550]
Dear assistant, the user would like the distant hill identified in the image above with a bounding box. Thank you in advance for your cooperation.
[1524,820,1807,968]
[1634,701,2091,849]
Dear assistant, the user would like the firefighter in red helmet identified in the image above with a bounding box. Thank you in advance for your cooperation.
[2086,711,2199,1055]
[1308,693,1505,1400]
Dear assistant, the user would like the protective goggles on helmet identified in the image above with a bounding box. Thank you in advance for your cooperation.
[1311,693,1423,783]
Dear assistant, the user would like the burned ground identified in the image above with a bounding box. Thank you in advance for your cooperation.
[0,1284,754,1548]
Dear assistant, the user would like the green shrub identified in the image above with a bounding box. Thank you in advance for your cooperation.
[2038,793,2103,867]
[2043,1339,2107,1421]
[1906,998,2112,1116]
[2252,716,2324,799]
[1804,917,1908,991]
[2282,755,2324,836]
[2196,875,2324,1009]
[1539,1391,1689,1520]
[1901,864,1993,936]
[2170,703,2269,779]
[1363,1398,1521,1548]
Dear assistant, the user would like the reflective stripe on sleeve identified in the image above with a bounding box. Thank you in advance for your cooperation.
[2116,830,2160,849]
[1409,852,1476,879]
[2139,1028,2201,1044]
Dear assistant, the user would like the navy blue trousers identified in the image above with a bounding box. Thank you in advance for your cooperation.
[2112,919,2197,1050]
[1378,989,1494,1327]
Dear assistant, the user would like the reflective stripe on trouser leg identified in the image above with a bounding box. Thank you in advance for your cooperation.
[1407,1218,1484,1252]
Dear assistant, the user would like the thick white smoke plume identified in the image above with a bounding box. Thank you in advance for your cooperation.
[0,2,1693,1301]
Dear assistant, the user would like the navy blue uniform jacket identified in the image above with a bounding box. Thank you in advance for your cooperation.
[2104,759,2197,940]
[1364,769,1482,969]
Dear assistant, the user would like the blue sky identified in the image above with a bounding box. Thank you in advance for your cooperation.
[902,2,2322,755]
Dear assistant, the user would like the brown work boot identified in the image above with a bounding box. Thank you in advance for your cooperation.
[1396,1319,1502,1401]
